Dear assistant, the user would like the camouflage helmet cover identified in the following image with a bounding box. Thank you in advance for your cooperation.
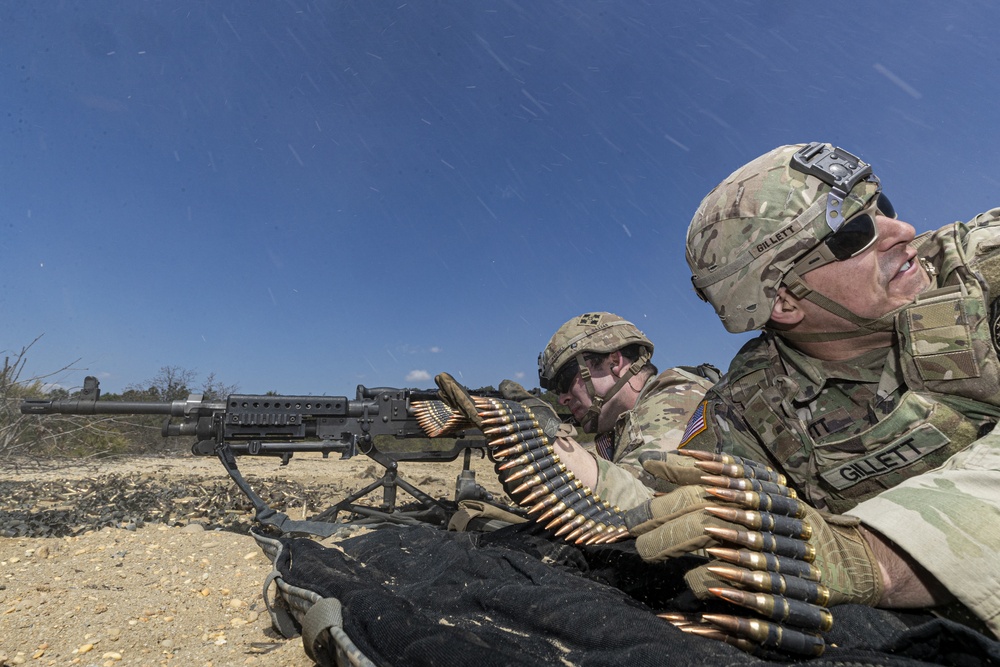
[538,312,653,389]
[686,143,880,333]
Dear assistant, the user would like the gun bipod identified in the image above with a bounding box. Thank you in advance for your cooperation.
[212,438,496,534]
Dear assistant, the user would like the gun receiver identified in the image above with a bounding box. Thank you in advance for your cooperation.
[21,376,497,535]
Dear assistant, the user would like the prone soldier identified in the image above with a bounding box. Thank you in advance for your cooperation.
[642,142,1000,637]
[510,311,719,509]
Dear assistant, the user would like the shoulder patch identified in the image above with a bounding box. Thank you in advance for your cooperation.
[678,401,708,448]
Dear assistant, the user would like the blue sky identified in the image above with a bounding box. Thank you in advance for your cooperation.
[3,1,999,395]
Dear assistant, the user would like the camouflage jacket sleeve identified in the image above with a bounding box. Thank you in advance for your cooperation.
[846,433,1000,637]
[593,456,655,510]
[592,368,716,510]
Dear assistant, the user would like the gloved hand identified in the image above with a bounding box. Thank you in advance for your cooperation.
[628,450,882,606]
[499,379,567,439]
[434,372,485,430]
[625,450,884,657]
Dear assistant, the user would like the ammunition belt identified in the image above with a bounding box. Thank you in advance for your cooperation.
[638,450,831,657]
[474,396,629,545]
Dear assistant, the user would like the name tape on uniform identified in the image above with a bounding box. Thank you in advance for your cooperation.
[819,424,950,491]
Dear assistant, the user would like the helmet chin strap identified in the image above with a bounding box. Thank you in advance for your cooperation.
[577,348,652,432]
[776,268,912,343]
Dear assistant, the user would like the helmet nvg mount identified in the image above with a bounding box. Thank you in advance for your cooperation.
[538,312,653,432]
[686,142,880,334]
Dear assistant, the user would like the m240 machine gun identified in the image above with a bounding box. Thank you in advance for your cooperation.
[20,376,499,536]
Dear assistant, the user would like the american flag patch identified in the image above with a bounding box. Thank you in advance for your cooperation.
[678,401,708,448]
[595,432,615,461]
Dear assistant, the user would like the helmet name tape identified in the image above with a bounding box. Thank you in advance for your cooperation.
[749,221,802,260]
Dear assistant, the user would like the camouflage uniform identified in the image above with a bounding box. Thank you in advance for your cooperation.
[682,210,1000,512]
[847,435,1000,637]
[684,142,1000,634]
[537,312,717,510]
[592,366,716,509]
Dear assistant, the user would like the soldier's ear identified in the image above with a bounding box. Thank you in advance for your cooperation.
[608,350,628,377]
[770,287,805,326]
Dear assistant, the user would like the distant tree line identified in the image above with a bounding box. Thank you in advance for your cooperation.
[1,339,239,459]
[2,339,584,459]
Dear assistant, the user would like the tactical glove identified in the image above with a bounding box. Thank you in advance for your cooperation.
[624,450,884,656]
[498,379,567,439]
[434,372,485,429]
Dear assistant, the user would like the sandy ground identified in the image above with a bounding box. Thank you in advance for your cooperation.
[0,452,504,666]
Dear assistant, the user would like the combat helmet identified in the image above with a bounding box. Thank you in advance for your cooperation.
[686,143,881,334]
[538,312,653,432]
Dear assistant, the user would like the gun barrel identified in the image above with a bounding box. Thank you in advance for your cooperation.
[20,398,188,416]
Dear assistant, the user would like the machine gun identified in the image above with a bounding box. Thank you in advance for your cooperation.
[20,376,503,536]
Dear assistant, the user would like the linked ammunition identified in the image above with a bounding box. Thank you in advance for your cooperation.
[526,482,587,514]
[493,436,552,459]
[578,515,619,543]
[584,525,628,545]
[553,512,591,537]
[545,493,603,529]
[678,449,731,464]
[481,411,533,427]
[544,507,577,531]
[704,507,812,540]
[694,459,787,486]
[412,400,467,437]
[472,396,507,411]
[706,547,822,582]
[577,525,606,544]
[577,511,621,539]
[701,614,825,657]
[518,473,577,504]
[706,565,831,606]
[488,427,545,448]
[705,488,805,518]
[476,406,518,421]
[564,518,598,542]
[678,624,725,639]
[503,454,560,483]
[484,419,541,437]
[676,624,758,653]
[708,588,833,632]
[740,458,786,482]
[535,488,592,521]
[554,500,614,536]
[496,445,556,471]
[703,526,816,562]
[658,611,698,624]
[681,450,783,480]
[603,503,625,527]
[510,463,570,495]
[550,498,607,532]
[699,474,796,498]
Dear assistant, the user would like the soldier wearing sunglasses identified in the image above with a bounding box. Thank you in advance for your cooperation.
[635,142,1000,639]
[530,311,719,510]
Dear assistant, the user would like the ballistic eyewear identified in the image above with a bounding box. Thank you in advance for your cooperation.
[552,359,581,394]
[792,191,896,274]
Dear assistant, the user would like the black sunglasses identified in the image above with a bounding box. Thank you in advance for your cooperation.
[553,359,581,394]
[794,192,896,273]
